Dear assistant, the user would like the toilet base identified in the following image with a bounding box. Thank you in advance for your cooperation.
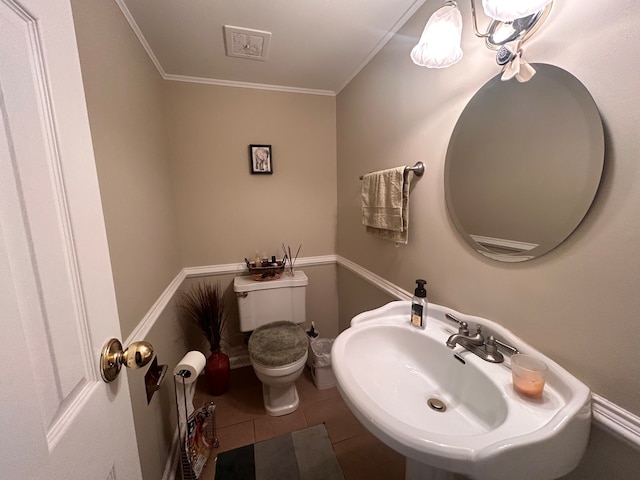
[251,350,307,417]
[262,383,300,416]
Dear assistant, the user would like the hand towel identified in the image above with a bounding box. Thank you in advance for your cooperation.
[361,167,415,244]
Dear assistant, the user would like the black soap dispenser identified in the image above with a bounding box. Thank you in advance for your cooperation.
[411,279,428,329]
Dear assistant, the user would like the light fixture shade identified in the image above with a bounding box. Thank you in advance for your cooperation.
[482,0,552,22]
[410,4,463,69]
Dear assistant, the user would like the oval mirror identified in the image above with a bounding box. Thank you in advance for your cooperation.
[445,64,604,262]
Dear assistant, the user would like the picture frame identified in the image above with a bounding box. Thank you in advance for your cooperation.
[249,144,273,174]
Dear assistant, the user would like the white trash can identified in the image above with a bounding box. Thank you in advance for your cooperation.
[309,338,336,390]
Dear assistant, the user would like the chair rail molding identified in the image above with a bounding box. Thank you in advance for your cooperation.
[592,393,640,452]
[124,269,186,346]
[130,254,640,477]
[336,255,412,301]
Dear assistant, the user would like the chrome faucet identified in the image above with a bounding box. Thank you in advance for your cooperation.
[444,313,519,363]
[446,323,485,349]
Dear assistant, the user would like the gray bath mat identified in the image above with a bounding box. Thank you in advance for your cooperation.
[215,424,344,480]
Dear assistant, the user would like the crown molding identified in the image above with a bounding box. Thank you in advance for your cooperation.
[114,1,336,96]
[163,74,336,96]
[336,0,428,94]
[114,0,167,77]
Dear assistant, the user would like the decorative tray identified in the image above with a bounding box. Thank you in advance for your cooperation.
[247,261,285,281]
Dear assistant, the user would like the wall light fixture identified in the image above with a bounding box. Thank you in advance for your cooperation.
[411,0,553,81]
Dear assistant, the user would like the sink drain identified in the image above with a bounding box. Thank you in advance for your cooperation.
[427,398,447,412]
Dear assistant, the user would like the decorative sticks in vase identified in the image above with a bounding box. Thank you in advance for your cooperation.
[282,243,301,276]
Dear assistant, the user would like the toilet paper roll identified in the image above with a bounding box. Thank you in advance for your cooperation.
[175,351,207,439]
[174,350,206,384]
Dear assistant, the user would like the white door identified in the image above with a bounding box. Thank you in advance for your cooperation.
[0,0,143,479]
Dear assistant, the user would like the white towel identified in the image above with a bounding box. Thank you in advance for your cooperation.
[361,167,414,244]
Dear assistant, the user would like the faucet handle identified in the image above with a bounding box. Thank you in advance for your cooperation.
[445,313,469,335]
[474,324,485,342]
[483,336,505,363]
[494,337,520,355]
[485,336,498,353]
[487,335,520,355]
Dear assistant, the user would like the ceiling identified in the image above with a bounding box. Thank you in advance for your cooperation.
[118,0,428,95]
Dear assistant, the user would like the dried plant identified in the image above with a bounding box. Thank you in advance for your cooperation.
[177,281,226,352]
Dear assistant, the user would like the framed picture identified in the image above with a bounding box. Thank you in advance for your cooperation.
[249,144,273,174]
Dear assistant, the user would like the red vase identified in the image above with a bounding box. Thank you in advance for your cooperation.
[205,350,230,395]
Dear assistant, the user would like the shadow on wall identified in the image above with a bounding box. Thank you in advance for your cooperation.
[126,285,206,480]
[180,274,244,352]
[334,271,640,480]
[127,264,640,480]
[337,266,397,332]
[190,264,342,351]
[222,280,243,348]
[130,276,238,479]
[127,264,340,478]
[559,425,640,479]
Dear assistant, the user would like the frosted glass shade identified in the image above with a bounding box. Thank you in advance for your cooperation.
[410,4,463,69]
[482,0,553,22]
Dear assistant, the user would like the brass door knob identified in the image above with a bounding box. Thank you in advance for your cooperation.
[100,338,154,382]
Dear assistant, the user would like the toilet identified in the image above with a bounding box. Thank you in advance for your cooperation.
[234,271,309,416]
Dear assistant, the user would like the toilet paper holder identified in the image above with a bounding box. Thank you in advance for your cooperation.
[145,357,169,403]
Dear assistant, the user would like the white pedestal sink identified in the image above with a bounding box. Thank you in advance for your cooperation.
[332,301,591,480]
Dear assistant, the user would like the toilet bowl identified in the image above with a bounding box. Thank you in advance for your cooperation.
[248,320,309,416]
[249,321,309,417]
[234,271,309,416]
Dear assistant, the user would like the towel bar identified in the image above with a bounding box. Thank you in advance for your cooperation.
[359,161,424,180]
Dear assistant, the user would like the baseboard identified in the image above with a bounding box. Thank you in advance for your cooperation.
[137,255,639,480]
[161,428,180,480]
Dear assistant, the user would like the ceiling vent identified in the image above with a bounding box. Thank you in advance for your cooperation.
[223,25,272,61]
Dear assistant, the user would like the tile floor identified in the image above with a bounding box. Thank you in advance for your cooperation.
[192,365,406,480]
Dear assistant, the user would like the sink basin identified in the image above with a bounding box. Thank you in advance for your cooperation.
[332,301,591,480]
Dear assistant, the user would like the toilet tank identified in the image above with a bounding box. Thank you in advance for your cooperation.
[234,270,308,332]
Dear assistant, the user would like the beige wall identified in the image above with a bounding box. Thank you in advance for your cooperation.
[183,265,340,350]
[163,82,337,266]
[338,0,640,416]
[71,0,640,477]
[72,4,339,477]
[71,0,182,339]
[126,293,202,480]
[336,1,640,477]
[337,267,395,332]
[339,274,640,479]
[71,2,186,477]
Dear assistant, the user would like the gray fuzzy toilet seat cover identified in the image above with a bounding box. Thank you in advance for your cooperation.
[248,321,309,367]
